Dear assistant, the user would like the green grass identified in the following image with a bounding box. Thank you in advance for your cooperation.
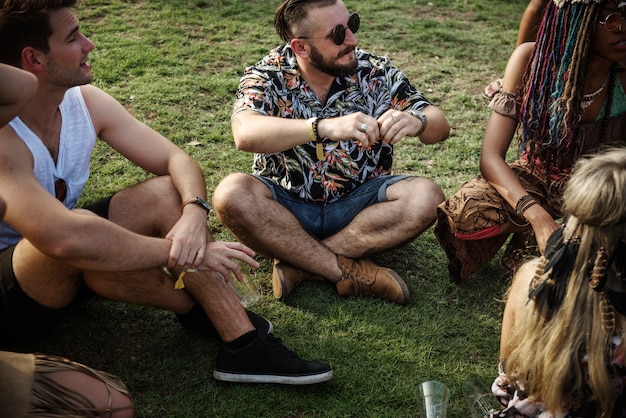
[6,0,530,416]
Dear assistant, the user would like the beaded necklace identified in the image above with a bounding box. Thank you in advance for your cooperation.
[581,75,609,109]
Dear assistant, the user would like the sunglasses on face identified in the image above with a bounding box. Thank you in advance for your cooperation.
[599,11,625,32]
[299,13,360,45]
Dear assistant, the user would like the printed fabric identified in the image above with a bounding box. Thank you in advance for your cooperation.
[233,45,431,203]
[490,338,626,417]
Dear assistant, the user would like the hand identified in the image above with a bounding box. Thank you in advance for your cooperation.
[320,112,379,149]
[525,205,560,254]
[197,241,259,283]
[377,109,413,145]
[165,207,208,270]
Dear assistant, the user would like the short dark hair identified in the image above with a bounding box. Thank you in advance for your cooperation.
[274,0,337,43]
[0,0,78,67]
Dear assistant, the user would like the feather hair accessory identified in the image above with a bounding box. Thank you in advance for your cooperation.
[528,227,580,308]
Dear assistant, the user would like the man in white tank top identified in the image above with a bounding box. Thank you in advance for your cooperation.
[0,0,332,386]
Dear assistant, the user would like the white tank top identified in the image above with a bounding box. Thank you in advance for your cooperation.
[0,86,97,250]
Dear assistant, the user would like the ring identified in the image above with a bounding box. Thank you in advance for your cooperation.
[359,122,368,132]
[391,114,398,123]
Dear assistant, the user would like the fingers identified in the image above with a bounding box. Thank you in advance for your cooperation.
[354,117,379,148]
[355,111,406,147]
[378,110,405,145]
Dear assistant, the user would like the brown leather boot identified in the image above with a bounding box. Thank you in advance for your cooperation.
[272,259,324,301]
[335,256,410,305]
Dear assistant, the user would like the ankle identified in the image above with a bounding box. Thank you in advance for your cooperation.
[225,330,258,350]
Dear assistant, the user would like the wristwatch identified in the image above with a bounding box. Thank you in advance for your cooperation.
[407,109,427,136]
[181,196,211,215]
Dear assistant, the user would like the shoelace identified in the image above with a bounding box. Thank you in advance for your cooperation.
[340,261,376,295]
[264,334,301,359]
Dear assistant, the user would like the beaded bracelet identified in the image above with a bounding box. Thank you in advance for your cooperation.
[515,194,539,219]
[306,117,324,160]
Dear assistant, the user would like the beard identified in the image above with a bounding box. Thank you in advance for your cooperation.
[46,56,93,88]
[309,45,357,78]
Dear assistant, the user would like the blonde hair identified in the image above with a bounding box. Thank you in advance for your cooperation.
[504,147,626,417]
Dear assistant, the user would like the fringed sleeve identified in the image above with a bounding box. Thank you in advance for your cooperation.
[489,91,520,121]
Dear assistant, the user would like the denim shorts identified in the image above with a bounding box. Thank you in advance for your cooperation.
[253,174,411,239]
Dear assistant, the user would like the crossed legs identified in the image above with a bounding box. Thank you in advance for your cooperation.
[212,173,443,284]
[12,176,253,343]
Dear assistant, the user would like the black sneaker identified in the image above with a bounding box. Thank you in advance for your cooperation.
[213,334,333,385]
[176,305,273,339]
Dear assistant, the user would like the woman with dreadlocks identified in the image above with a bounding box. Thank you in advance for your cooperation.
[435,0,626,284]
[490,147,626,417]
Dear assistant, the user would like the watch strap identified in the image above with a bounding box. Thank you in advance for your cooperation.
[181,196,211,214]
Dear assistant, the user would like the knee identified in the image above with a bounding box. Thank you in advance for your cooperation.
[391,178,443,225]
[408,178,445,211]
[213,173,255,219]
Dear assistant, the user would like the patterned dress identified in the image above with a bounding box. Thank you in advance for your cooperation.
[435,83,626,283]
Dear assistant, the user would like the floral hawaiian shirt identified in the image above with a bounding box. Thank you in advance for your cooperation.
[233,45,431,203]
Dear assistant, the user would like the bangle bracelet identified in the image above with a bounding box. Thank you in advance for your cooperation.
[515,194,538,219]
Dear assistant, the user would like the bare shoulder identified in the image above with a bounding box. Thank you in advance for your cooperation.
[78,84,130,136]
[511,42,536,62]
[501,42,535,93]
[0,124,35,171]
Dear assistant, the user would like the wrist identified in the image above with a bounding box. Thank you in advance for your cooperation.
[407,109,427,136]
[181,196,211,216]
[515,194,539,220]
[306,116,325,160]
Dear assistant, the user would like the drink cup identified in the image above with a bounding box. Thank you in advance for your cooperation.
[415,380,449,418]
[228,263,260,307]
[462,376,502,417]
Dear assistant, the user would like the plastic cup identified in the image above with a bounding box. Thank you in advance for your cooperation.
[415,380,449,418]
[462,376,502,417]
[228,264,260,307]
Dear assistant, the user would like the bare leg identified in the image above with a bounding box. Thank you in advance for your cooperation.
[44,369,134,418]
[213,174,344,282]
[13,176,254,343]
[323,177,443,258]
[213,174,443,283]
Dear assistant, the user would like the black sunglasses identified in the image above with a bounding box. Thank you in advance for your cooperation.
[298,13,360,45]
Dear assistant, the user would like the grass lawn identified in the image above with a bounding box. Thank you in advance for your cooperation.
[5,0,531,416]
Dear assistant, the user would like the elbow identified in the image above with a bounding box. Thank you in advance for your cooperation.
[233,134,255,152]
[420,107,450,144]
[421,120,450,144]
[479,155,492,178]
[39,236,83,261]
[32,220,91,261]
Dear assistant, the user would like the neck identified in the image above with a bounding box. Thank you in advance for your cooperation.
[585,57,615,92]
[18,84,67,162]
[19,83,67,129]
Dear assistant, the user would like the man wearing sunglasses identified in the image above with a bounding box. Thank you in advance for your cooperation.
[214,0,450,305]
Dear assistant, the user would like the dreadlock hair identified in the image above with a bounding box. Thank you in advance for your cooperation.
[0,0,78,67]
[519,0,616,177]
[274,0,337,43]
[505,147,626,417]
